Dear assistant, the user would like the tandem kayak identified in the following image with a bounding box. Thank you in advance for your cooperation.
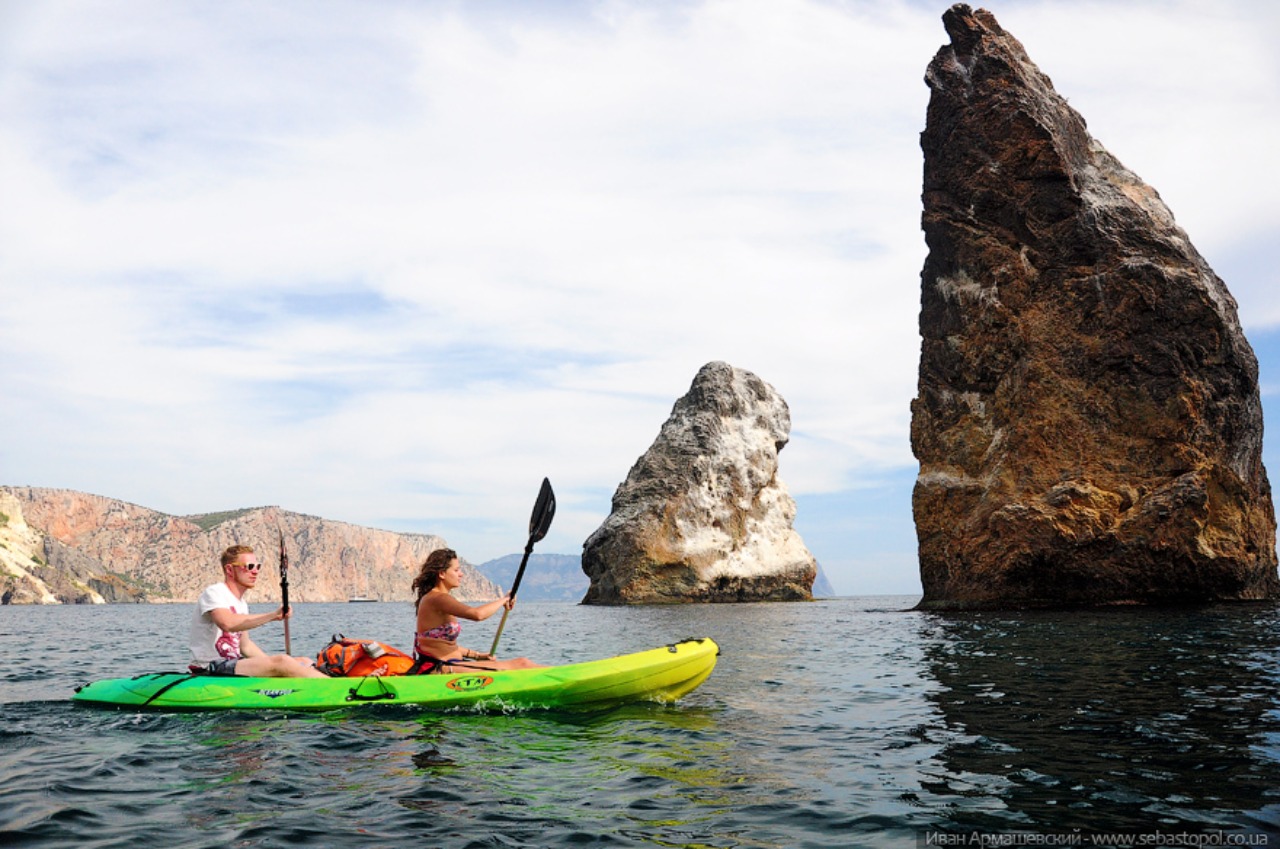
[72,638,719,712]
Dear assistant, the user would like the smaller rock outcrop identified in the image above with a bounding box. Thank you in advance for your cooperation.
[2,492,64,604]
[0,492,145,604]
[582,361,817,604]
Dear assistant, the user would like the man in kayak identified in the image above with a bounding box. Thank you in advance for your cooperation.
[188,544,327,678]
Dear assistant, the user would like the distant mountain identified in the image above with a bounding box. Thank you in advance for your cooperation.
[1,485,838,606]
[812,564,836,598]
[477,553,589,602]
[0,486,497,605]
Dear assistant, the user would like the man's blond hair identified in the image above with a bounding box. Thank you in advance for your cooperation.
[221,544,255,568]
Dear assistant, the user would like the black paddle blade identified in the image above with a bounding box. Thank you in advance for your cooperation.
[277,530,290,615]
[528,477,556,544]
[278,530,289,572]
[506,478,555,605]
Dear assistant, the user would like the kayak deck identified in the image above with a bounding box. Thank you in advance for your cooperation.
[72,638,719,712]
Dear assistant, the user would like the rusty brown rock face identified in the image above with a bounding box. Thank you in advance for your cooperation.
[911,4,1278,608]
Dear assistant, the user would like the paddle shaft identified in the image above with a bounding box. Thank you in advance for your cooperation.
[488,541,533,656]
[279,532,292,656]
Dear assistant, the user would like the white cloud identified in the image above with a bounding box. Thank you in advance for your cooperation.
[2,0,1277,595]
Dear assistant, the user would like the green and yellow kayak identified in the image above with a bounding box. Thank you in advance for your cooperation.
[72,638,719,712]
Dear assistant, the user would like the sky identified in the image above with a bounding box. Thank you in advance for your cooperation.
[2,0,1278,597]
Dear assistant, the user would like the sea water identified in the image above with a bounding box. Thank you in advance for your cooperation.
[1,597,1278,848]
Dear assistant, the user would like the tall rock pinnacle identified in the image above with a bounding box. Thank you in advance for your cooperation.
[911,5,1278,608]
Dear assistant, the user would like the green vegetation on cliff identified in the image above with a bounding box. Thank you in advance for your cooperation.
[186,509,253,531]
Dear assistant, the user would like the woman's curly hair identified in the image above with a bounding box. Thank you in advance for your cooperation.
[412,548,458,604]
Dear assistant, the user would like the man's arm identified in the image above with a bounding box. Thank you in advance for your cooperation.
[209,606,284,635]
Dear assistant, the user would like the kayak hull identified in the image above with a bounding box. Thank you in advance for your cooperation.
[71,638,719,712]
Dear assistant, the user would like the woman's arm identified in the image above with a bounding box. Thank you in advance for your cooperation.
[426,592,511,622]
[456,647,494,661]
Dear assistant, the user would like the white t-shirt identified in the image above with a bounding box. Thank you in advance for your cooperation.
[188,582,248,664]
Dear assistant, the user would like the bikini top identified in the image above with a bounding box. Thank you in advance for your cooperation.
[416,620,462,643]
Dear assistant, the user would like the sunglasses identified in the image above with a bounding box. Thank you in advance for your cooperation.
[239,562,262,572]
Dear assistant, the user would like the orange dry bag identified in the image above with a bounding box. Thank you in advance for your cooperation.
[315,634,416,677]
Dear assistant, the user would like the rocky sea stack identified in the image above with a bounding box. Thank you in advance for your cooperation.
[911,5,1279,609]
[582,362,816,604]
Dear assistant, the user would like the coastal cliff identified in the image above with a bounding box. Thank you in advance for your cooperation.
[910,5,1279,608]
[582,362,816,604]
[0,486,498,604]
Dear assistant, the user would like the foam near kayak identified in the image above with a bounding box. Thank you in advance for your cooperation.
[72,638,719,712]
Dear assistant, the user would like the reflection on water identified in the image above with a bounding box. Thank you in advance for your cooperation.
[921,604,1280,835]
[398,705,748,844]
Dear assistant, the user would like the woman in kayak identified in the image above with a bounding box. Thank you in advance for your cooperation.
[412,548,542,672]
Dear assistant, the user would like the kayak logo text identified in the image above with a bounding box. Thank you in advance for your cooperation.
[252,689,298,699]
[446,675,494,692]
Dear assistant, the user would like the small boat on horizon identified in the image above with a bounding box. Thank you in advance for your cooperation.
[348,596,378,603]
